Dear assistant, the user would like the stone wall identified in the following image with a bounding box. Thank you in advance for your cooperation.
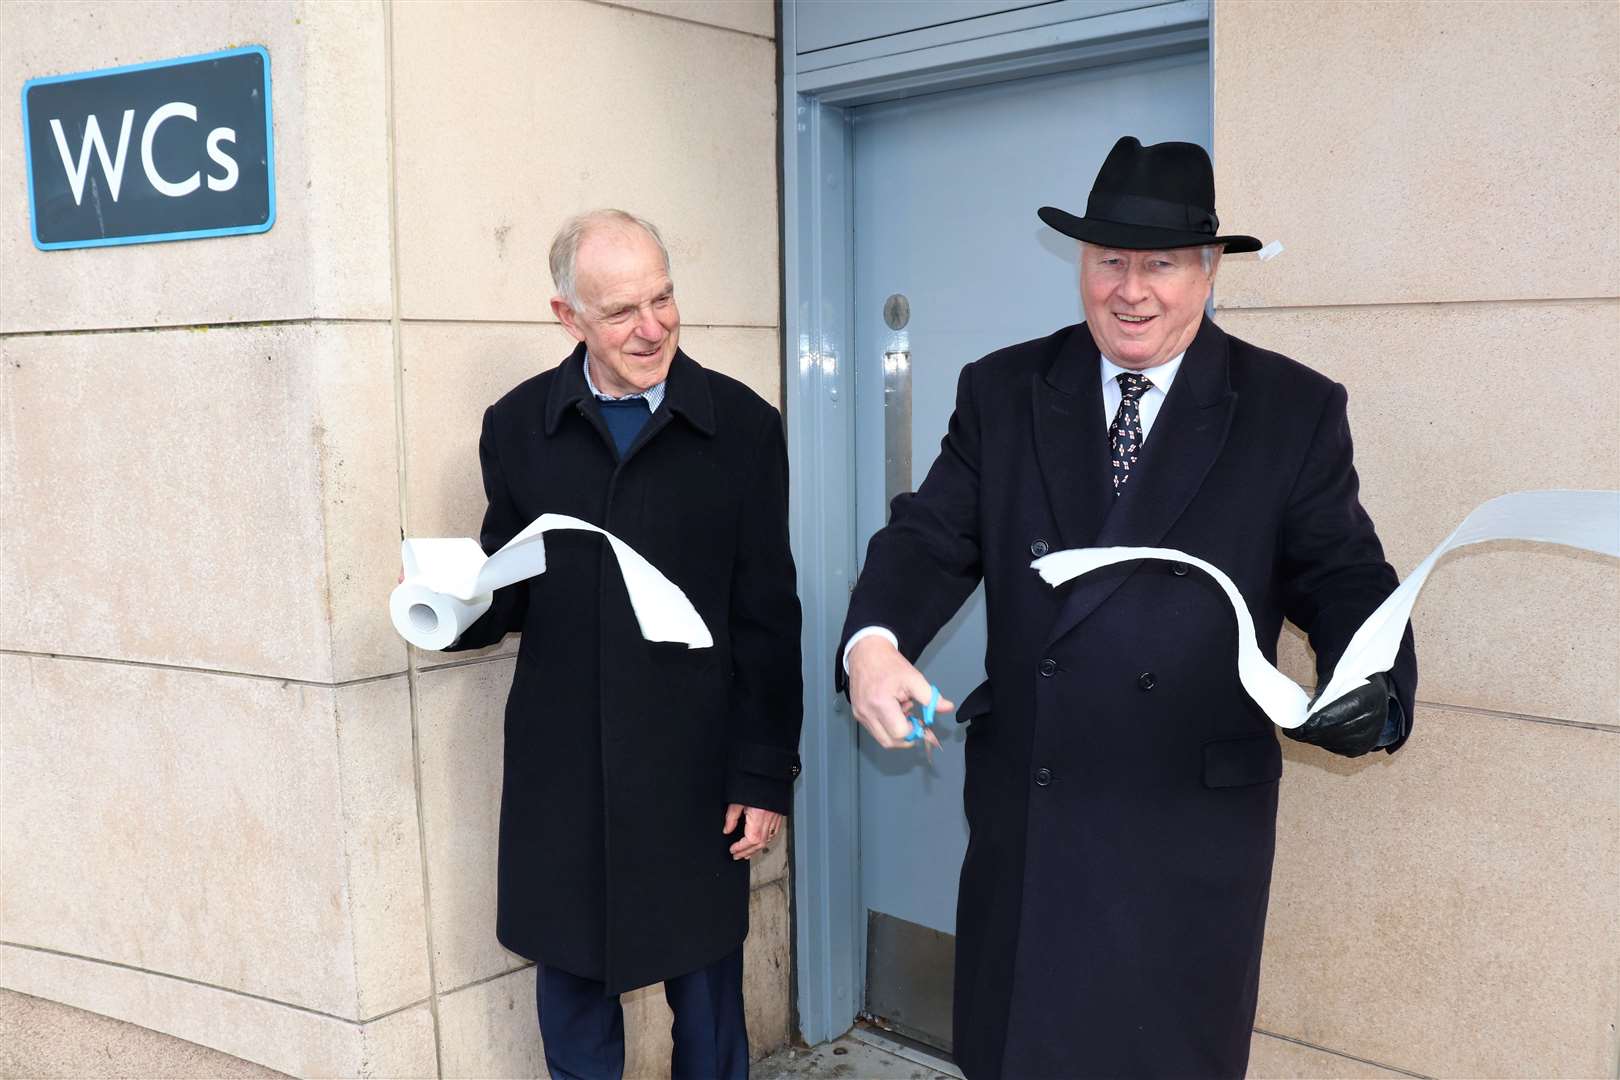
[0,2,786,1076]
[1212,2,1620,1076]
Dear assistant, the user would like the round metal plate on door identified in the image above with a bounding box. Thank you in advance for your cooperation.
[883,293,910,330]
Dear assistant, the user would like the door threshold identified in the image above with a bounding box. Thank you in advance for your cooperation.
[850,1022,964,1079]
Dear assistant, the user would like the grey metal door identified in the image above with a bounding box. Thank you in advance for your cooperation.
[849,53,1211,1051]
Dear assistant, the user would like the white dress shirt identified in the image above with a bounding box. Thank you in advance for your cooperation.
[1100,351,1183,442]
[843,351,1187,672]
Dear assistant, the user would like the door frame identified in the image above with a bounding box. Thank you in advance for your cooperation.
[782,0,1213,1047]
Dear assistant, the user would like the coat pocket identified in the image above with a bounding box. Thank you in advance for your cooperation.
[1202,733,1283,789]
[955,679,992,729]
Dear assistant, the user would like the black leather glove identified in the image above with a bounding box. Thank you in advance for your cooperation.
[1286,672,1395,758]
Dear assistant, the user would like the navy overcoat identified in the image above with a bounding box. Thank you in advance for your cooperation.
[453,345,803,993]
[839,317,1417,1079]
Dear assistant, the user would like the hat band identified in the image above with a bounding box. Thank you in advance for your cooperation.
[1085,192,1219,236]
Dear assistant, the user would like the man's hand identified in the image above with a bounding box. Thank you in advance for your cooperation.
[1286,672,1395,758]
[847,635,953,751]
[724,804,783,861]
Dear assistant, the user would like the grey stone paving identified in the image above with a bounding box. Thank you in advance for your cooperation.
[756,1029,959,1080]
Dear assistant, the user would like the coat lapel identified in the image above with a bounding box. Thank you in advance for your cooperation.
[619,349,716,461]
[545,347,718,463]
[1045,318,1237,647]
[1032,327,1112,551]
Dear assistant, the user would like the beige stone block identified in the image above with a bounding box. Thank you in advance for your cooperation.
[0,657,428,1021]
[0,988,289,1079]
[317,328,414,684]
[1246,1030,1405,1079]
[750,821,789,888]
[0,1,391,331]
[337,675,435,1019]
[1218,302,1620,726]
[744,879,792,1060]
[0,321,404,682]
[415,657,531,992]
[436,966,547,1080]
[0,947,436,1078]
[686,325,782,405]
[1212,0,1620,308]
[1258,705,1620,1077]
[401,321,574,541]
[391,0,778,325]
[624,982,676,1079]
[601,0,775,38]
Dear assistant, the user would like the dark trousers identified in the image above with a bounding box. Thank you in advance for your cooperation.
[535,946,749,1080]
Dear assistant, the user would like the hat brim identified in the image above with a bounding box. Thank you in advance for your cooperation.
[1038,206,1262,254]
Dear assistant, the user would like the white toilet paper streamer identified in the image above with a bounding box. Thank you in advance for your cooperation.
[1032,490,1619,729]
[389,513,713,652]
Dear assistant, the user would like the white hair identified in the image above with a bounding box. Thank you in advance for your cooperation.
[549,209,672,309]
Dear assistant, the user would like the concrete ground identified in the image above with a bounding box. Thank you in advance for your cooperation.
[756,1025,962,1080]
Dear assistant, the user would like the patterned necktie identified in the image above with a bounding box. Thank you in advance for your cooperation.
[1109,372,1154,495]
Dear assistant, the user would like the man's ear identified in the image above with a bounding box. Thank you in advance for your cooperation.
[552,297,586,342]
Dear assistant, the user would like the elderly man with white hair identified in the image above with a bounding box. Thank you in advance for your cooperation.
[839,137,1417,1078]
[445,209,803,1079]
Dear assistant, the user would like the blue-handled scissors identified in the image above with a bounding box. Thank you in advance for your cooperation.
[904,684,941,744]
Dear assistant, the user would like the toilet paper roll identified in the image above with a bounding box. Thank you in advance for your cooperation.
[389,581,494,651]
[388,512,712,652]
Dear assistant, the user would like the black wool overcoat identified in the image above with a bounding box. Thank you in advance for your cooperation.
[451,345,803,993]
[838,318,1417,1079]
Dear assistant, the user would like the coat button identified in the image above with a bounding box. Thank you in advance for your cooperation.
[1138,671,1156,691]
[1034,767,1052,787]
[791,763,802,778]
[1171,562,1189,576]
[1030,538,1050,557]
[1039,658,1058,677]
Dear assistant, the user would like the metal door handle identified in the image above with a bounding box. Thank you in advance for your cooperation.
[883,347,911,505]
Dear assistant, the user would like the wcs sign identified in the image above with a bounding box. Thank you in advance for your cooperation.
[22,46,274,250]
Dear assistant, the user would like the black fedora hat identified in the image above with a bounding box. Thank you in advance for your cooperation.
[1039,136,1261,253]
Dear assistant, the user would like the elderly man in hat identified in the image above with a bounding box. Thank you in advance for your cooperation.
[839,137,1417,1078]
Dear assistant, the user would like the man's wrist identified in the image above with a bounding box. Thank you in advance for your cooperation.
[842,626,899,674]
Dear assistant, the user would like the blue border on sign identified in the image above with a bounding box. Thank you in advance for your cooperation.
[21,44,276,251]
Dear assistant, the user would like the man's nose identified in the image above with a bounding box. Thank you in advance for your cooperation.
[1119,265,1150,303]
[635,307,664,341]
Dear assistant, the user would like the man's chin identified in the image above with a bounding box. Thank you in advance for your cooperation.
[632,363,674,391]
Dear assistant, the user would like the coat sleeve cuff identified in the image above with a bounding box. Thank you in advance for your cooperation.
[727,743,802,814]
[726,771,794,815]
[1379,676,1414,754]
[835,623,903,694]
[842,626,899,674]
[730,742,802,781]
